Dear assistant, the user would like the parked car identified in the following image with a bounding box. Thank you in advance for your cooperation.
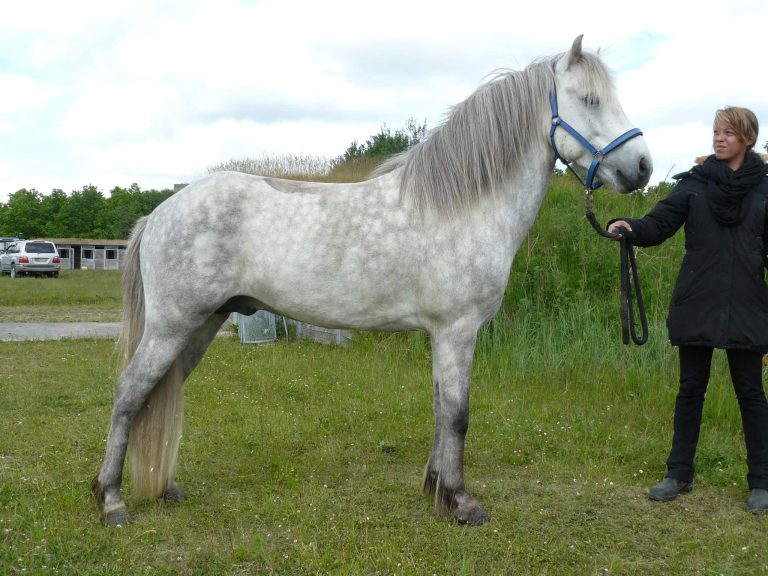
[0,240,61,278]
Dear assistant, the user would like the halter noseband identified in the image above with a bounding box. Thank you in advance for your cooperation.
[548,90,643,192]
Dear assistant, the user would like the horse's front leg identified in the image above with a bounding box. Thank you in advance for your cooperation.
[425,326,490,526]
[422,377,441,498]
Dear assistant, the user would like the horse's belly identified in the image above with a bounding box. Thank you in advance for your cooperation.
[240,263,425,331]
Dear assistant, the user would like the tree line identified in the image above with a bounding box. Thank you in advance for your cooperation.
[0,184,174,240]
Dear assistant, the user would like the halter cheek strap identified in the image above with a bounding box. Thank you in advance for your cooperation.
[548,91,643,192]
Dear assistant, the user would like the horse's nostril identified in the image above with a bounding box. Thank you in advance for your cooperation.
[639,156,650,176]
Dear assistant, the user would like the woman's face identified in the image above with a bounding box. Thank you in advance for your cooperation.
[713,121,751,170]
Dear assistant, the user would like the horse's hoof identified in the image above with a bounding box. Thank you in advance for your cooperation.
[454,501,490,526]
[102,507,130,527]
[163,483,187,502]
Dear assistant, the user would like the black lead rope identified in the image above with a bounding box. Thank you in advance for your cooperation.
[585,192,649,346]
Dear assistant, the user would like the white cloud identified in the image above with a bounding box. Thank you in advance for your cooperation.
[0,0,766,203]
[0,73,51,116]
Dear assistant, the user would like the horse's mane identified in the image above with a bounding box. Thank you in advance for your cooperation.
[373,50,615,217]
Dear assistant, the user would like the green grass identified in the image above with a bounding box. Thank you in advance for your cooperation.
[1,177,767,574]
[2,335,766,575]
[0,270,122,322]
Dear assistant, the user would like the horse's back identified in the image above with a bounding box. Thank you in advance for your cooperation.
[138,171,431,330]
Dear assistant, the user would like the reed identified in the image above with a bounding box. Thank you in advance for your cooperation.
[207,153,380,183]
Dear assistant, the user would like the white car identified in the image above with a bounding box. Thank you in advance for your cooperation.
[0,240,61,278]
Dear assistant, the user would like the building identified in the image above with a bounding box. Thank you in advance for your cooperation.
[46,238,129,270]
[0,236,20,251]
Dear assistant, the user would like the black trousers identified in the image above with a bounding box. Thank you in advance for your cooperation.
[666,346,768,489]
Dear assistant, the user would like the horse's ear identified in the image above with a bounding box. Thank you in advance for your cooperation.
[567,34,584,69]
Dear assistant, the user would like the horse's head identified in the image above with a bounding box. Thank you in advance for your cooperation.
[550,35,652,193]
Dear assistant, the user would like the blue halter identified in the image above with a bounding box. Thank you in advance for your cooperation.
[549,90,643,191]
[548,89,649,346]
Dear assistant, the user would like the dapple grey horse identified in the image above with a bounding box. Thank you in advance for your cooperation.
[93,35,652,526]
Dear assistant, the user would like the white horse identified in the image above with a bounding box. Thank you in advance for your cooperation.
[93,35,652,526]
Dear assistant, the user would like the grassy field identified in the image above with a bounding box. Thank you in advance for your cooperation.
[0,269,122,322]
[2,177,767,574]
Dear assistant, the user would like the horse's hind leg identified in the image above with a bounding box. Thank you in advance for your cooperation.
[93,315,228,525]
[427,326,490,526]
[93,334,188,526]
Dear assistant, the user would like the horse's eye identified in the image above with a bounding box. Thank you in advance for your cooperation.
[582,95,600,107]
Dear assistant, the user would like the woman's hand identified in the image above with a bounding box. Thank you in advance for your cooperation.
[607,220,632,241]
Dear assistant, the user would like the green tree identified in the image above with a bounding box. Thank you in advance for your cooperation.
[96,184,174,239]
[340,117,428,163]
[41,189,69,236]
[2,189,47,238]
[96,186,141,239]
[133,186,174,217]
[51,185,106,237]
[1,183,175,240]
[329,118,428,180]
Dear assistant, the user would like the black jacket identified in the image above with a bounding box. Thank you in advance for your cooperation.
[619,161,768,351]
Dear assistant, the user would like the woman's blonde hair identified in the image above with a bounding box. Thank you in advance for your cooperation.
[715,106,759,152]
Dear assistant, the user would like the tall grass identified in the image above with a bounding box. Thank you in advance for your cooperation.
[208,154,336,180]
[474,175,748,484]
[207,154,379,183]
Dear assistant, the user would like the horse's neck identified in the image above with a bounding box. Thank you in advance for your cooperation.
[493,147,555,243]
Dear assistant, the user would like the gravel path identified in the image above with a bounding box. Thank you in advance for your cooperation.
[0,322,122,341]
[0,322,237,341]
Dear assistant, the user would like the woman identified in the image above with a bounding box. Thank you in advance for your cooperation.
[608,106,768,512]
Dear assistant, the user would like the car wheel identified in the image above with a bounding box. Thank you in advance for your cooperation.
[10,264,16,279]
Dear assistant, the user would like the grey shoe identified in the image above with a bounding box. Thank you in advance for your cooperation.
[747,488,768,512]
[648,477,693,501]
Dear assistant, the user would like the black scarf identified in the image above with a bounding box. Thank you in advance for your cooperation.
[695,153,767,225]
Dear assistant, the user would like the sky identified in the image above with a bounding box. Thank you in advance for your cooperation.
[1,0,767,204]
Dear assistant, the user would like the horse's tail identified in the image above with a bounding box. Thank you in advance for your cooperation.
[122,216,184,500]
